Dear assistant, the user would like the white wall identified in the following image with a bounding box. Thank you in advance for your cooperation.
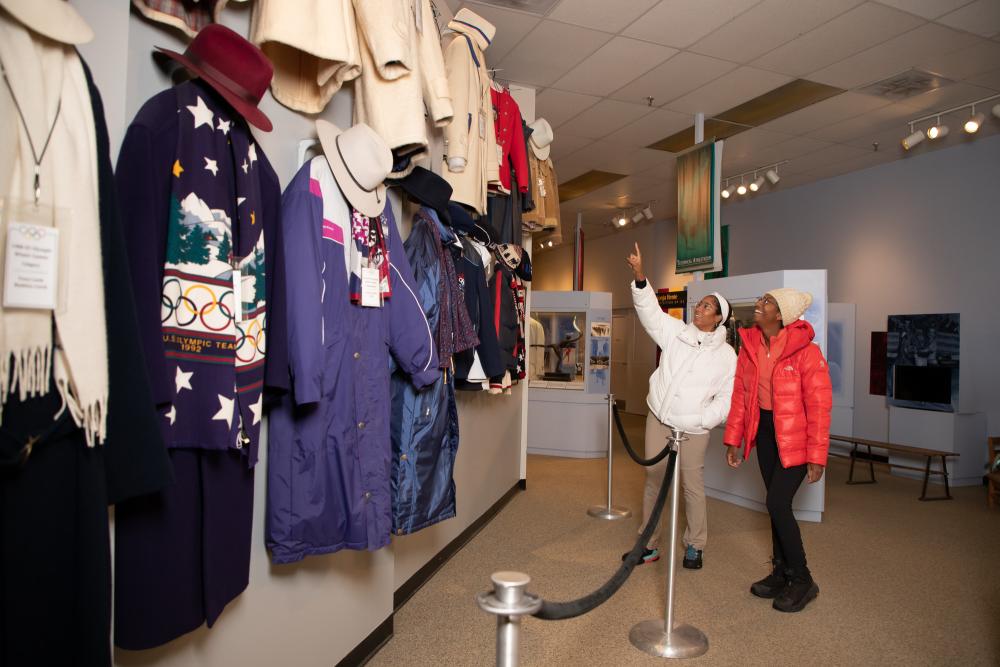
[534,135,1000,440]
[69,2,523,664]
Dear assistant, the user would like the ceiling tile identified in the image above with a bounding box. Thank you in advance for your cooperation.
[780,143,872,174]
[548,133,593,161]
[758,91,892,135]
[664,67,793,116]
[919,38,1000,81]
[805,101,923,143]
[807,22,981,89]
[751,135,831,165]
[551,37,677,97]
[720,127,799,169]
[621,0,759,49]
[875,0,973,20]
[602,108,692,147]
[609,51,739,106]
[535,88,602,128]
[558,99,654,139]
[496,20,612,86]
[545,0,660,33]
[688,0,866,64]
[937,0,1000,38]
[897,81,997,113]
[965,67,1000,90]
[553,158,593,183]
[461,2,542,64]
[568,143,673,176]
[751,3,925,77]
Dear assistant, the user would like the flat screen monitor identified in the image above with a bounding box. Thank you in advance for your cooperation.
[892,365,952,404]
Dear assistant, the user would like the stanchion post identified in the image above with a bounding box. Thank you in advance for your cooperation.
[476,571,543,667]
[629,427,709,659]
[588,394,631,520]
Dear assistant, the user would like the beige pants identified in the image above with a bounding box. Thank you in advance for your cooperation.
[640,416,710,550]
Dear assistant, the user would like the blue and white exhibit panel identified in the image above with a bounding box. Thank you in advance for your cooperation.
[527,291,613,458]
[688,270,828,522]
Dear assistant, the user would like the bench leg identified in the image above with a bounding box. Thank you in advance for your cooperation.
[867,445,875,482]
[847,443,877,485]
[919,456,953,501]
[941,455,952,500]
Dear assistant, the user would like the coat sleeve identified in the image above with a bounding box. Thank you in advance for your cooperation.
[114,119,173,408]
[723,347,751,449]
[474,259,506,378]
[442,35,472,167]
[702,347,737,431]
[386,214,439,388]
[417,0,453,126]
[510,107,529,194]
[352,0,412,81]
[800,344,833,465]
[280,189,325,405]
[632,280,685,350]
[261,159,289,400]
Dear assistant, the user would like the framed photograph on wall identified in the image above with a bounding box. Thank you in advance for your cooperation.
[886,314,959,412]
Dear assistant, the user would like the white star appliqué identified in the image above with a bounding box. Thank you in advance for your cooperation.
[186,96,214,130]
[217,118,231,135]
[237,197,246,206]
[175,366,193,393]
[204,157,219,177]
[250,394,263,426]
[248,142,258,168]
[241,159,249,174]
[165,404,177,425]
[212,394,235,429]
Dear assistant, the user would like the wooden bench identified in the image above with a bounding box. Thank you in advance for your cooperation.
[829,435,959,501]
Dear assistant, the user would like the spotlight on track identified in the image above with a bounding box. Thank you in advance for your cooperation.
[736,178,747,196]
[902,123,924,150]
[765,168,780,185]
[642,205,653,220]
[632,210,645,224]
[964,110,984,134]
[749,173,764,192]
[993,103,1000,120]
[721,180,731,199]
[926,116,948,140]
[617,215,627,227]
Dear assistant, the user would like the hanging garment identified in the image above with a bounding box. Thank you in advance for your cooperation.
[249,0,361,113]
[0,52,171,667]
[441,9,498,215]
[390,207,468,535]
[453,235,504,388]
[131,0,226,38]
[522,153,561,238]
[488,86,528,196]
[354,0,453,177]
[521,119,536,215]
[267,156,438,564]
[113,78,287,649]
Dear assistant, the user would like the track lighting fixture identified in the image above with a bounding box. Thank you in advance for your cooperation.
[749,173,764,192]
[736,176,747,196]
[902,123,924,150]
[641,205,653,220]
[721,180,731,199]
[547,240,553,247]
[722,161,786,201]
[765,168,780,185]
[617,215,627,227]
[902,93,999,148]
[631,211,644,224]
[964,109,984,134]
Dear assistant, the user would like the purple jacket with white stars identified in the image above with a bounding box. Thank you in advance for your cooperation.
[115,80,288,466]
[266,157,439,562]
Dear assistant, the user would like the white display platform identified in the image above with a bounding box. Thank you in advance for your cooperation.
[888,407,986,486]
[688,269,829,523]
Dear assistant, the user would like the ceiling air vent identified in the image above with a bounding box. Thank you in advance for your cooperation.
[473,0,562,15]
[859,69,954,102]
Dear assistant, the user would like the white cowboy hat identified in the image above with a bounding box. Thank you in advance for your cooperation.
[0,0,93,44]
[317,120,392,218]
[528,118,553,161]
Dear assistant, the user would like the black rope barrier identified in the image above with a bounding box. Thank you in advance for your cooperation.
[532,448,677,621]
[613,403,673,467]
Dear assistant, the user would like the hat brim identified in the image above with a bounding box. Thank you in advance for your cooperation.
[316,120,388,218]
[530,141,550,161]
[1,0,93,44]
[156,47,273,132]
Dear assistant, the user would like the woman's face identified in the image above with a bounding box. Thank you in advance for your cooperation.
[693,296,722,330]
[754,294,782,327]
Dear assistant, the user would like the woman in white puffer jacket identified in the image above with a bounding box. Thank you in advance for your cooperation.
[625,243,736,570]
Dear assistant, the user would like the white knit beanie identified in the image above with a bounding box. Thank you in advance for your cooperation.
[767,287,812,324]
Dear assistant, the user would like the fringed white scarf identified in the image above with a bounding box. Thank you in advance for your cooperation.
[0,16,108,446]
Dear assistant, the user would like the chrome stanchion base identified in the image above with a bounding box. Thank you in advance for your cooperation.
[586,505,631,520]
[629,620,709,659]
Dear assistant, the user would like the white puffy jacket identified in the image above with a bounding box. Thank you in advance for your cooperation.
[632,281,736,434]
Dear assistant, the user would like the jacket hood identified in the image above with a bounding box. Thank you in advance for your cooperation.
[679,322,728,349]
[739,319,815,359]
[449,9,495,52]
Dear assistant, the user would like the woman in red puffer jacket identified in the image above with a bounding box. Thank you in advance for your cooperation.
[723,288,831,614]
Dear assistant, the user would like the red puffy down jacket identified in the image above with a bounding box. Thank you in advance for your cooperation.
[723,320,832,468]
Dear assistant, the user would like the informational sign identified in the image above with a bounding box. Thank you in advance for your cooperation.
[676,140,723,274]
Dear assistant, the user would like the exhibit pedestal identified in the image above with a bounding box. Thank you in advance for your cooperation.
[888,408,986,486]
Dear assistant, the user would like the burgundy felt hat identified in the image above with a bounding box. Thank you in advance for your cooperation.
[156,24,274,132]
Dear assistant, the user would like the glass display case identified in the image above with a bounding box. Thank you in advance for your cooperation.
[529,310,586,389]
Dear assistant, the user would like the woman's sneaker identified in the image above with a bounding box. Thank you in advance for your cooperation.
[621,547,660,565]
[773,568,819,612]
[682,545,703,569]
[750,559,787,598]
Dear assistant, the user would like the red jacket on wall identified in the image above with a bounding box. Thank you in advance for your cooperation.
[724,320,832,468]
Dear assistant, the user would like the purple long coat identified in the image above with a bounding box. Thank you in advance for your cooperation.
[267,158,438,564]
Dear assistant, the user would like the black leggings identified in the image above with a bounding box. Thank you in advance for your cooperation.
[756,410,808,570]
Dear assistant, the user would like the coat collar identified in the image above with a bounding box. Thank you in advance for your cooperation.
[449,9,495,52]
[678,322,728,349]
[739,319,815,362]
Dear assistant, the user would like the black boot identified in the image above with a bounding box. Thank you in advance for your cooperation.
[773,567,819,612]
[749,559,786,598]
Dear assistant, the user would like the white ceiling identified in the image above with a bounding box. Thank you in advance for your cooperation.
[445,0,1000,239]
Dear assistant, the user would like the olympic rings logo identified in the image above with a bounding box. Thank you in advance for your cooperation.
[161,277,266,362]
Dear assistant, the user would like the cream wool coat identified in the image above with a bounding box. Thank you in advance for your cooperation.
[250,0,361,113]
[441,11,498,215]
[354,0,454,175]
[632,281,736,435]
